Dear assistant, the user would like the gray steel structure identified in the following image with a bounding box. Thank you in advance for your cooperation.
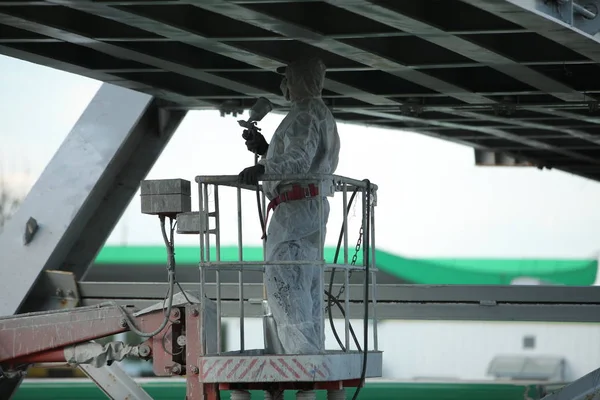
[2,0,600,178]
[2,1,600,399]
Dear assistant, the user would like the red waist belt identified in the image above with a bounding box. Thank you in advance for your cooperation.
[261,183,319,239]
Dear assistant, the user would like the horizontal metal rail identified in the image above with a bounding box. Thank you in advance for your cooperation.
[197,262,377,271]
[78,282,600,303]
[80,297,600,323]
[195,174,379,191]
[78,282,600,322]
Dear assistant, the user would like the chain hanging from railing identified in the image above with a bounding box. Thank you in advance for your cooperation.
[327,224,363,311]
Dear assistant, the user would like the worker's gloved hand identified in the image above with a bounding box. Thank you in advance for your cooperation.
[238,164,265,185]
[243,130,269,156]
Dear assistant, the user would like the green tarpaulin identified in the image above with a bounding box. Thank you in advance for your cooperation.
[95,245,597,285]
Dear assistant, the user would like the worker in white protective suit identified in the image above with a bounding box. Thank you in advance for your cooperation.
[238,57,341,356]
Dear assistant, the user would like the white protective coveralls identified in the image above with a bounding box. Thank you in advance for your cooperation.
[259,58,340,354]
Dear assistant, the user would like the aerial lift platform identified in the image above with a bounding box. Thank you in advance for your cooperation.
[0,140,381,399]
[3,1,600,399]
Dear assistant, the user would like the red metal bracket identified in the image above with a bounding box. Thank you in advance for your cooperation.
[0,304,165,367]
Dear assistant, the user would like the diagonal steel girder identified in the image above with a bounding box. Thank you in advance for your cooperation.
[428,108,600,146]
[460,0,600,119]
[0,84,187,316]
[324,0,600,150]
[326,0,593,103]
[341,108,600,165]
[51,0,573,156]
[0,44,217,109]
[190,0,491,105]
[188,0,600,160]
[0,10,287,105]
[48,0,398,107]
[530,108,600,125]
[461,0,600,62]
[12,0,597,163]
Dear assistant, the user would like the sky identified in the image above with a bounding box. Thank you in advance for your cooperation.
[3,54,600,259]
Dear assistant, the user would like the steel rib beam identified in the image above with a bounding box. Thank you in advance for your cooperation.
[380,127,492,150]
[0,44,216,109]
[191,0,492,104]
[49,0,397,107]
[469,0,600,61]
[8,0,597,160]
[429,108,600,146]
[29,0,599,150]
[527,108,600,125]
[0,11,287,105]
[461,0,600,71]
[459,0,600,130]
[341,108,600,164]
[428,126,597,132]
[326,0,592,103]
[48,0,281,70]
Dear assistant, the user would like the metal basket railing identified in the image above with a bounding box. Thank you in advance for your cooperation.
[194,173,378,355]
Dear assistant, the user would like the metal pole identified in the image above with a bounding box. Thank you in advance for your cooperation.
[215,185,221,262]
[574,2,597,19]
[361,185,370,353]
[262,190,267,256]
[362,188,368,283]
[237,187,245,352]
[204,185,211,264]
[262,190,267,298]
[344,264,350,351]
[342,183,350,350]
[79,363,153,400]
[214,185,221,354]
[371,200,378,351]
[318,181,324,262]
[318,181,325,349]
[198,182,205,301]
[202,183,211,354]
[342,184,349,265]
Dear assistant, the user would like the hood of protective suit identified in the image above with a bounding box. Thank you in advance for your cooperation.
[284,58,326,101]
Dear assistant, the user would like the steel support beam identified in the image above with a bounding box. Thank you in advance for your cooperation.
[525,107,600,125]
[81,297,600,323]
[509,0,600,37]
[428,107,600,146]
[541,366,600,400]
[337,108,600,164]
[51,0,398,107]
[79,363,153,400]
[0,11,285,105]
[79,282,600,322]
[184,0,600,158]
[0,374,25,400]
[462,0,600,64]
[78,282,600,304]
[191,0,492,105]
[327,0,592,103]
[0,83,187,316]
[0,44,216,109]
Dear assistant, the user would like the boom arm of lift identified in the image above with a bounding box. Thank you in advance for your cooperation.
[0,295,369,400]
[0,303,172,374]
[0,294,223,399]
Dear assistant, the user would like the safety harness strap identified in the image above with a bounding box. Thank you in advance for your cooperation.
[261,183,319,239]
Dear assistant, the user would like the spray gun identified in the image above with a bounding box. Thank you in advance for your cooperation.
[238,97,273,165]
[237,97,282,356]
[236,97,273,242]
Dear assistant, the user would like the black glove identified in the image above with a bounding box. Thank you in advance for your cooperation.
[238,164,265,186]
[243,130,269,156]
